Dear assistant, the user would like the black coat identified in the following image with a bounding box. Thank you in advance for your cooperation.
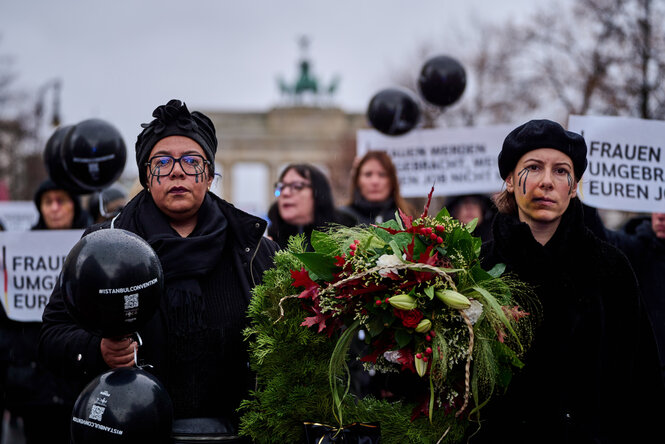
[472,198,664,444]
[604,217,665,382]
[0,184,91,412]
[38,192,278,417]
[338,193,398,226]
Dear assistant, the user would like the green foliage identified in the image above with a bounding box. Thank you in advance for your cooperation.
[239,246,474,443]
[239,216,537,443]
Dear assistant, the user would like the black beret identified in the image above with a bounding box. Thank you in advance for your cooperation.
[498,119,587,180]
[135,99,217,187]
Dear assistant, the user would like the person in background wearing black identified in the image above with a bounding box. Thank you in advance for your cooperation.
[0,179,91,444]
[600,212,665,385]
[444,194,496,241]
[339,151,414,225]
[39,99,278,442]
[267,163,353,250]
[32,179,91,230]
[472,119,664,444]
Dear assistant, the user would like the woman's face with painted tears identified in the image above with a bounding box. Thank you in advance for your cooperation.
[146,135,212,222]
[506,148,577,225]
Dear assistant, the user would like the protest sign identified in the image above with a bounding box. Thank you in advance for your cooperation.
[356,125,512,198]
[0,201,39,231]
[568,115,665,213]
[0,230,83,321]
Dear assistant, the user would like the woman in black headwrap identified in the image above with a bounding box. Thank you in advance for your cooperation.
[39,100,278,441]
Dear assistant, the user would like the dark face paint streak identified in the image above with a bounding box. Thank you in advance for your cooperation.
[154,164,163,185]
[148,160,207,186]
[193,163,207,183]
[567,173,573,195]
[518,168,529,194]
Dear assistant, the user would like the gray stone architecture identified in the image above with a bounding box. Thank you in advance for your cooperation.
[205,106,366,218]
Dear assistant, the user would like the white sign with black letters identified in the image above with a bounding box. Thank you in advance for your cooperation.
[0,230,83,321]
[356,125,513,198]
[0,201,39,231]
[568,115,665,213]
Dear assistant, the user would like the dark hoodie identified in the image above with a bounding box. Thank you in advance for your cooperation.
[31,178,91,230]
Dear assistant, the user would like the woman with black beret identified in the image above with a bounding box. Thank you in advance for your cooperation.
[39,99,278,441]
[471,119,664,443]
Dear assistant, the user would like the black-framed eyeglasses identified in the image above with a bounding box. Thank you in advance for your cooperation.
[146,155,209,177]
[274,181,311,197]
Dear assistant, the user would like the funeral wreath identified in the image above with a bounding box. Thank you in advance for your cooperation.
[239,191,536,443]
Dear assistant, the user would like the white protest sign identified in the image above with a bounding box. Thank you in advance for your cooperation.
[0,201,39,231]
[0,230,83,321]
[356,125,513,197]
[568,115,665,213]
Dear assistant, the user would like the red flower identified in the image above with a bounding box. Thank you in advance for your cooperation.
[393,308,424,328]
[396,347,416,373]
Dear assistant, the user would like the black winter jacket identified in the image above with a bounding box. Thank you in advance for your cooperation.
[38,192,278,417]
[0,182,91,412]
[472,198,664,444]
[338,193,398,226]
[604,217,665,382]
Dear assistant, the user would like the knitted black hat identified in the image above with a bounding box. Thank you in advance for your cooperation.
[135,99,217,187]
[499,119,587,180]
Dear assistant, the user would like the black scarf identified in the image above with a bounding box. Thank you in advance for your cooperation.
[113,190,228,336]
[491,197,585,268]
[350,191,396,223]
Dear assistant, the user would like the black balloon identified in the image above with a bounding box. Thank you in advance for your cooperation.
[61,228,163,338]
[44,125,90,194]
[71,367,173,444]
[60,119,127,192]
[366,88,421,136]
[418,55,467,107]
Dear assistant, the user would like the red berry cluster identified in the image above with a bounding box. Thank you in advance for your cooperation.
[415,346,434,362]
[375,297,391,306]
[416,330,436,362]
[417,225,445,244]
[348,239,360,256]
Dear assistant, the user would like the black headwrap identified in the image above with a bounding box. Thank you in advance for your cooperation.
[135,99,218,187]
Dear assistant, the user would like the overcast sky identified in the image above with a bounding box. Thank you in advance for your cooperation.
[1,0,539,180]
